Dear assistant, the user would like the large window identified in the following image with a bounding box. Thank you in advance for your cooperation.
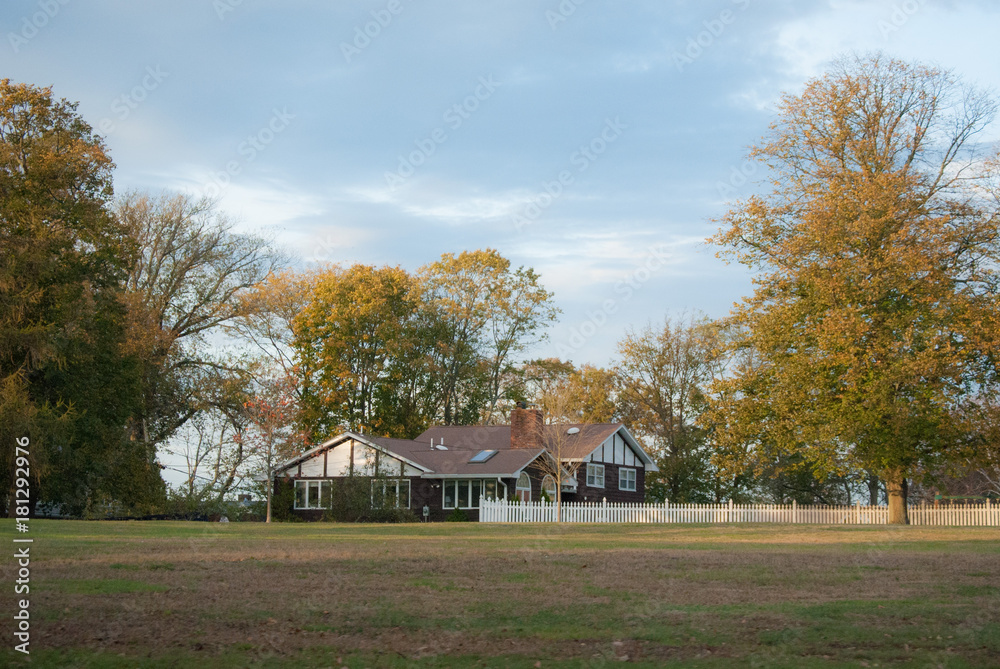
[443,479,495,509]
[619,467,636,492]
[294,480,326,509]
[372,478,411,508]
[586,463,605,488]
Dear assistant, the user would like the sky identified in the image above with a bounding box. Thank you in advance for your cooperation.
[3,0,1000,370]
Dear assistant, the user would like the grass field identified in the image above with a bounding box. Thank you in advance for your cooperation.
[3,520,999,668]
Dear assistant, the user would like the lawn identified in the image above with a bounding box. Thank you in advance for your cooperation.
[3,520,999,667]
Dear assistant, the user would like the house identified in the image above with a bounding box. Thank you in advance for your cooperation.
[271,406,658,521]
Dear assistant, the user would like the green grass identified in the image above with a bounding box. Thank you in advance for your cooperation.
[3,520,999,667]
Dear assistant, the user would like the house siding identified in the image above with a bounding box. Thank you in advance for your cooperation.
[568,460,646,504]
[274,428,653,521]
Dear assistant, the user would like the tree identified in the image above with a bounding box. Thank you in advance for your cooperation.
[115,190,284,458]
[228,268,315,379]
[708,54,1000,523]
[1,80,162,515]
[417,249,559,424]
[294,264,419,440]
[238,370,306,523]
[564,365,621,424]
[161,364,255,503]
[526,399,586,523]
[518,359,620,424]
[292,251,559,442]
[617,316,722,503]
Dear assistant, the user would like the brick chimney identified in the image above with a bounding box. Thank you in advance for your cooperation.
[510,403,543,449]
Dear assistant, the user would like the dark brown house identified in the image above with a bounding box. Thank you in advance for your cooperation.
[271,407,658,521]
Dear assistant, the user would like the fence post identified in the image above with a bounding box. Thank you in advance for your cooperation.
[792,499,797,524]
[602,497,607,523]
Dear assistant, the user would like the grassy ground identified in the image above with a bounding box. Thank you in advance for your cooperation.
[3,520,999,667]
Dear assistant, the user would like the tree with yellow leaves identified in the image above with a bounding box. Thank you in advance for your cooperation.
[294,264,417,441]
[417,249,558,425]
[707,53,1000,524]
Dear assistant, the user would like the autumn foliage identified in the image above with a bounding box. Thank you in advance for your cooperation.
[706,54,1000,523]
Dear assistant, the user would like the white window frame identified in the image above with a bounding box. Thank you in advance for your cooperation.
[372,478,411,508]
[619,467,636,492]
[515,472,532,503]
[541,474,557,501]
[442,479,491,510]
[294,480,324,509]
[586,463,605,488]
[483,479,503,502]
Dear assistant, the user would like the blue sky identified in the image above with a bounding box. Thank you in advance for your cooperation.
[4,0,1000,367]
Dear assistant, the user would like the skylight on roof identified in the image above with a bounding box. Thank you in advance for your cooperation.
[468,449,498,463]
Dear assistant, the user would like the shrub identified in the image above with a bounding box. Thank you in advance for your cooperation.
[445,507,469,522]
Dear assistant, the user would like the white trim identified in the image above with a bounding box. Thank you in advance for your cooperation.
[571,427,659,473]
[442,478,494,510]
[371,478,412,509]
[586,463,605,488]
[274,432,432,477]
[619,467,637,492]
[541,474,557,500]
[515,472,532,503]
[293,480,324,510]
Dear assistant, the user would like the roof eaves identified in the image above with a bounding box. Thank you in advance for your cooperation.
[273,431,434,477]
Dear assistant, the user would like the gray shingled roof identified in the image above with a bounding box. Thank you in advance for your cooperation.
[416,423,627,462]
[366,435,546,477]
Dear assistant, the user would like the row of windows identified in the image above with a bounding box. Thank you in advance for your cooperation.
[296,478,508,511]
[294,479,411,510]
[442,479,505,509]
[586,463,636,492]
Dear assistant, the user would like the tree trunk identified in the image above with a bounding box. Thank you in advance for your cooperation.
[555,478,561,523]
[885,469,908,525]
[266,477,272,523]
[866,473,881,507]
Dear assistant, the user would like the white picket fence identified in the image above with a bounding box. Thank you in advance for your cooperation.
[479,498,1000,526]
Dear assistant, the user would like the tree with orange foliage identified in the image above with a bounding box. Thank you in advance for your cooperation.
[708,54,1000,523]
[238,370,307,523]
